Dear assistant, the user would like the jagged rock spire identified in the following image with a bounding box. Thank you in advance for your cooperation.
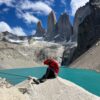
[55,12,72,42]
[35,21,45,37]
[47,11,56,34]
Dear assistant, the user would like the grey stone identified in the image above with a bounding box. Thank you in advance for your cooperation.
[47,11,56,34]
[71,0,100,63]
[45,11,57,40]
[55,12,72,42]
[35,21,45,37]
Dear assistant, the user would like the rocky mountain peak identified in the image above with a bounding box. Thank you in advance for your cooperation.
[69,0,100,64]
[35,21,45,37]
[61,12,68,17]
[55,12,72,42]
[49,11,56,24]
[37,21,44,32]
[37,21,42,27]
[47,11,56,34]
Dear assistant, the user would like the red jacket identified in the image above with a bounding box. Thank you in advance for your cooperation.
[44,59,59,74]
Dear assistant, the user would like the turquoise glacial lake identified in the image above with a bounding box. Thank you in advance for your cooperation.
[0,67,100,96]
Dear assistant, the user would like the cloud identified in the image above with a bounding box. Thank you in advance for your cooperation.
[0,0,52,26]
[16,10,39,24]
[70,0,89,16]
[0,0,14,7]
[61,0,67,12]
[61,0,66,6]
[20,0,52,15]
[44,0,54,6]
[0,21,12,32]
[0,8,10,13]
[12,27,26,36]
[22,12,39,24]
[15,0,52,24]
[32,30,36,35]
[2,8,9,12]
[0,21,28,36]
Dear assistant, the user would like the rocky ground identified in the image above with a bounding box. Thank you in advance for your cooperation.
[0,77,30,100]
[0,41,64,69]
[0,77,99,100]
[70,41,100,72]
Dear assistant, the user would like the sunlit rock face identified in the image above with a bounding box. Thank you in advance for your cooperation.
[45,11,72,43]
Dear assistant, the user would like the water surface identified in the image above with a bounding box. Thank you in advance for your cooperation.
[0,67,100,96]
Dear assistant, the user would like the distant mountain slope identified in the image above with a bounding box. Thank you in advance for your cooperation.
[0,41,64,69]
[70,41,100,72]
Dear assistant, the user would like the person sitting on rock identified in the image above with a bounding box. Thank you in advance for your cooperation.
[30,57,60,84]
[38,57,60,83]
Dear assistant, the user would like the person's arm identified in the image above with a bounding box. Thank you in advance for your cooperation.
[44,59,51,65]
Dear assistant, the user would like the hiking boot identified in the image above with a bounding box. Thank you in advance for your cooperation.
[32,79,40,84]
[38,78,46,83]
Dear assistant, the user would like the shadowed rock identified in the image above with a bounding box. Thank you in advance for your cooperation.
[90,0,100,7]
[46,11,57,40]
[70,0,100,64]
[55,12,72,42]
[47,11,56,33]
[46,12,72,43]
[35,21,45,37]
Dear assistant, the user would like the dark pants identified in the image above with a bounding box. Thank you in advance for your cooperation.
[38,68,56,83]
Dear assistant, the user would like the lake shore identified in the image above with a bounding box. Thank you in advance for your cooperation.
[0,77,100,100]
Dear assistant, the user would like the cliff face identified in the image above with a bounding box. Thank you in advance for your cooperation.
[70,0,100,63]
[61,4,91,65]
[46,11,56,40]
[72,3,91,42]
[45,11,72,43]
[55,13,72,42]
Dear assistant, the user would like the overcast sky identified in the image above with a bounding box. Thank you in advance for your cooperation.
[0,0,89,36]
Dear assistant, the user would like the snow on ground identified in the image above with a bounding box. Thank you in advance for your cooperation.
[8,39,28,43]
